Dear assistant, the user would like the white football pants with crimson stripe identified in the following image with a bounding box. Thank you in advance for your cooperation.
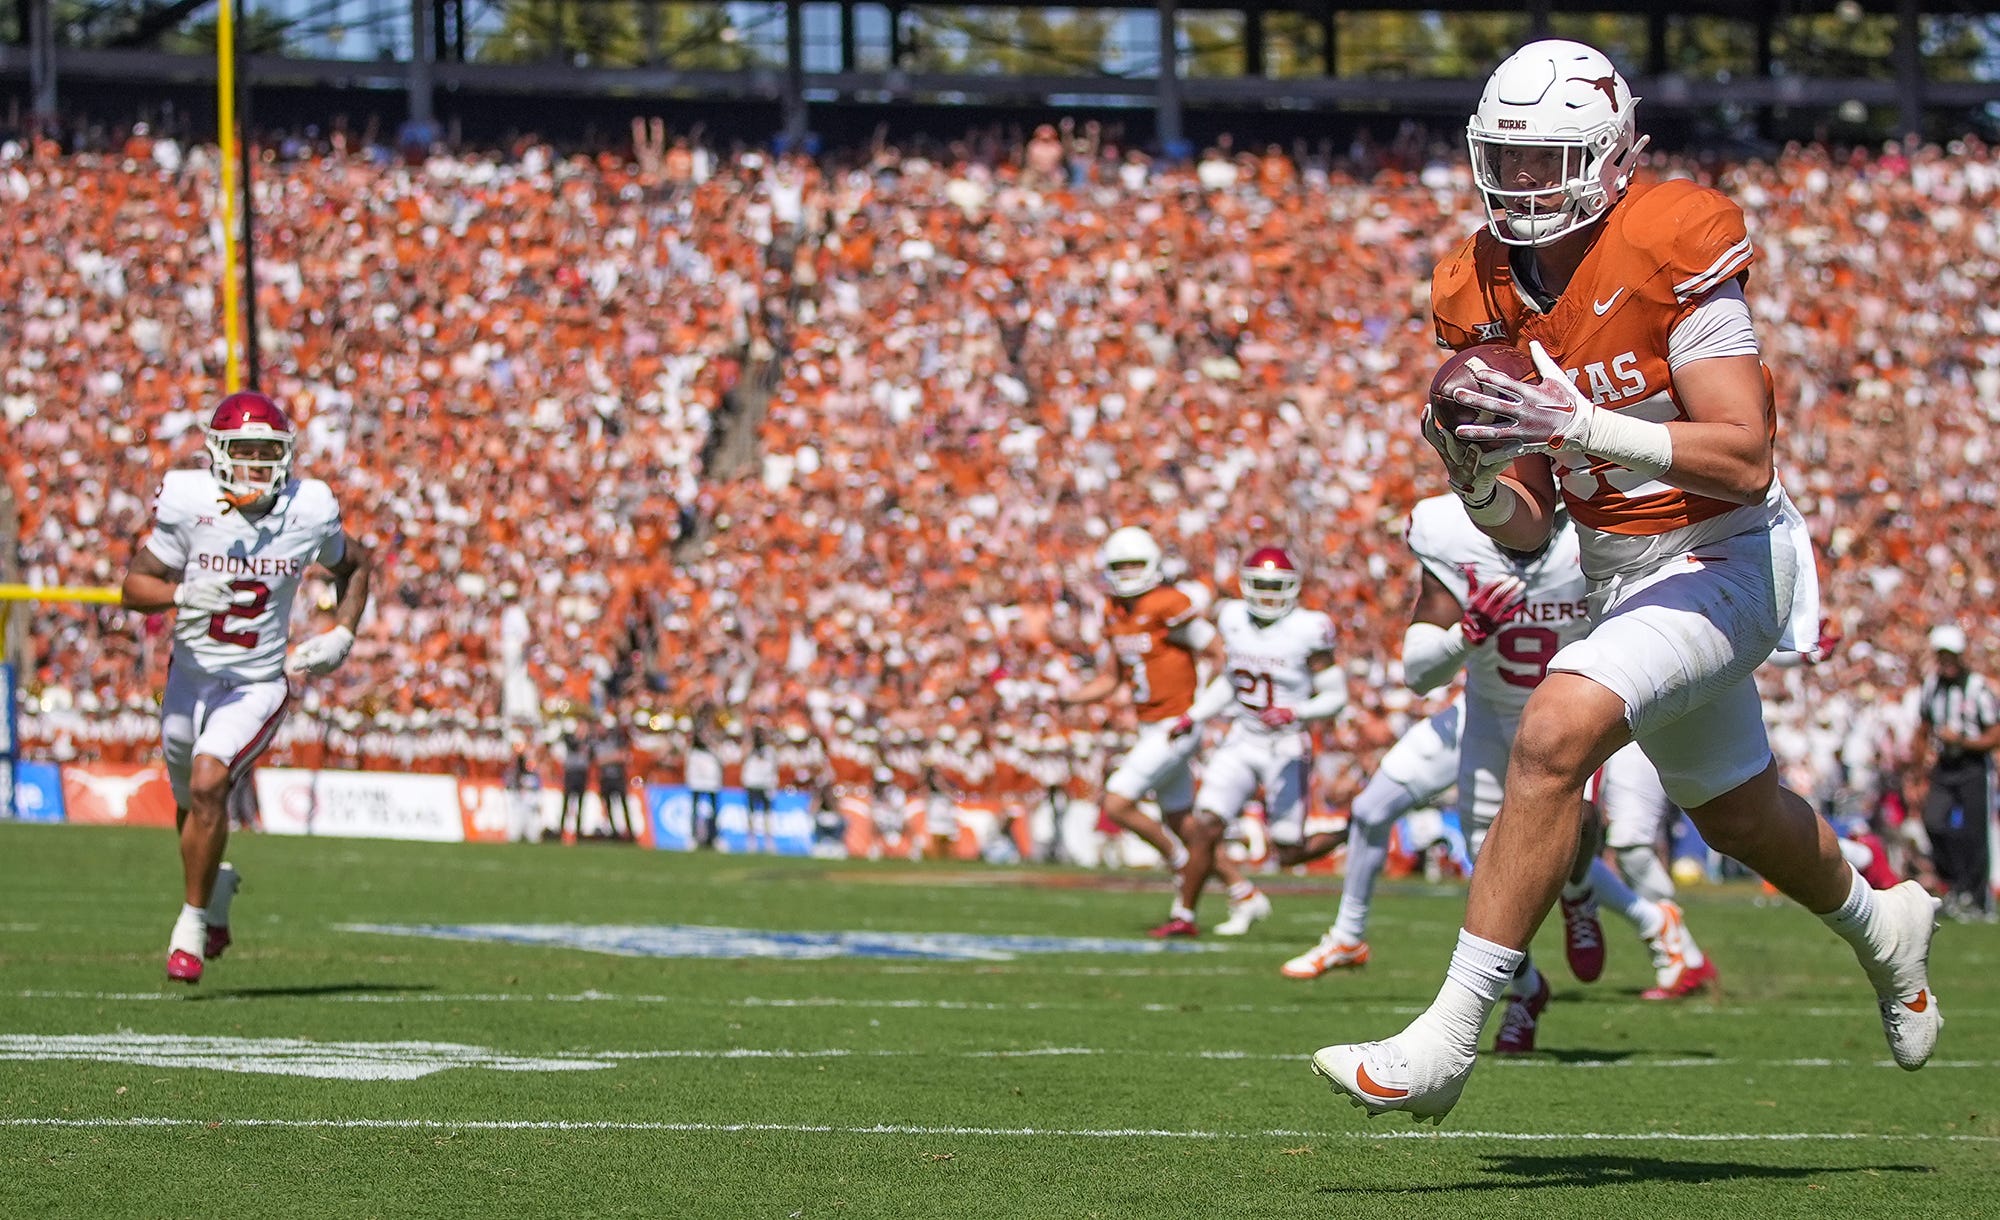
[162,666,291,808]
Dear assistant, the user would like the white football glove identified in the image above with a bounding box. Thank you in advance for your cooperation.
[1450,340,1596,459]
[285,625,355,677]
[1420,404,1509,506]
[173,578,239,614]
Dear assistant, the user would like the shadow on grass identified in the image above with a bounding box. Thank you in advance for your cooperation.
[1500,1047,1719,1065]
[1316,1152,1935,1195]
[195,981,438,1000]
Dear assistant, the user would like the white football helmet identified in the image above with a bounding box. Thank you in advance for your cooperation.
[1100,527,1164,599]
[1467,39,1648,247]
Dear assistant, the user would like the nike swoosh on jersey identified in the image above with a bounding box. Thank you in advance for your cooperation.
[1593,289,1626,315]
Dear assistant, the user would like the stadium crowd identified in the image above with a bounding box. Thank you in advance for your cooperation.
[6,121,1997,827]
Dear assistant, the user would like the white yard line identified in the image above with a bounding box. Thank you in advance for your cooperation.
[1,1116,1995,1143]
[16,990,2000,1022]
[2,1020,1993,1072]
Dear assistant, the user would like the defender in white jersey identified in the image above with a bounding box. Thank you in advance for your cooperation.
[120,392,374,984]
[1170,547,1350,934]
[1284,497,1712,1045]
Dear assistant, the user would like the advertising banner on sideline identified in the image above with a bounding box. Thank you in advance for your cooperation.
[11,761,65,823]
[62,762,177,827]
[256,769,465,842]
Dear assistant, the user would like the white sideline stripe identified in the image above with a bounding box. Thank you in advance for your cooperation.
[3,1117,1996,1144]
[3,1026,1992,1071]
[18,990,2000,1022]
[583,1049,2000,1070]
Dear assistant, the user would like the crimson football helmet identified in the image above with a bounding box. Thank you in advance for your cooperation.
[1239,547,1302,621]
[205,391,295,507]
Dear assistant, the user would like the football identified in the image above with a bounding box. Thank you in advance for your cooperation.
[1428,342,1538,448]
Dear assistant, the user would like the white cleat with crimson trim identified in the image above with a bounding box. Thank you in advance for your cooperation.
[1310,1023,1476,1125]
[1865,880,1943,1070]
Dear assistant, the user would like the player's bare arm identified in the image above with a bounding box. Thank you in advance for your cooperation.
[324,532,375,635]
[1059,668,1124,708]
[1652,352,1779,503]
[286,531,373,677]
[121,548,236,616]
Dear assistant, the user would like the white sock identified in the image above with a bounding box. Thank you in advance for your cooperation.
[1170,902,1196,923]
[1168,842,1190,871]
[1819,866,1892,989]
[1419,929,1524,1051]
[1332,772,1417,942]
[169,904,206,956]
[1590,857,1663,939]
[1560,878,1594,902]
[1227,880,1256,903]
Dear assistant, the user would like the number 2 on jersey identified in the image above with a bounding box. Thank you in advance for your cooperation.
[206,579,270,648]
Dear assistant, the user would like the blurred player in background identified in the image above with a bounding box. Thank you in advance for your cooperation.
[1281,694,1465,971]
[120,391,373,984]
[1060,527,1215,925]
[1169,546,1349,936]
[1313,39,1941,1123]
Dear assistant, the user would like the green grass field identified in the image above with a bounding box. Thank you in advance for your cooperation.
[2,824,1996,1218]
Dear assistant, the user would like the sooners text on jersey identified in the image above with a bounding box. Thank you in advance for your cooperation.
[143,469,346,683]
[1431,178,1769,538]
[1407,495,1591,724]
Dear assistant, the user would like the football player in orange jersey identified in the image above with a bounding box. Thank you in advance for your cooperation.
[1312,39,1941,1125]
[1060,526,1236,934]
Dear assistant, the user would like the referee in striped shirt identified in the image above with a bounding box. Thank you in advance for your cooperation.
[1919,625,2000,919]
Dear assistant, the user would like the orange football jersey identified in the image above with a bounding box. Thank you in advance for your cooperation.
[1431,179,1770,537]
[1104,585,1202,723]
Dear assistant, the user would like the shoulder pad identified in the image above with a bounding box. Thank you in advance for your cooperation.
[1620,181,1754,304]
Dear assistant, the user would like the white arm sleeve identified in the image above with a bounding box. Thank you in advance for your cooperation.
[1166,616,1216,651]
[314,527,348,569]
[141,476,194,570]
[1667,281,1760,371]
[1186,673,1236,723]
[1293,666,1349,722]
[1401,621,1470,694]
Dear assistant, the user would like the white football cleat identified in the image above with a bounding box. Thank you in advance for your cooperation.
[1214,890,1272,937]
[1310,1023,1476,1125]
[1865,881,1943,1071]
[1281,932,1370,979]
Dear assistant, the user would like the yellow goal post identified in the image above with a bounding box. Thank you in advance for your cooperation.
[0,584,121,814]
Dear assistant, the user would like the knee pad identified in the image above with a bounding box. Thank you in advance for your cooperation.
[1617,844,1675,903]
[1351,772,1420,833]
